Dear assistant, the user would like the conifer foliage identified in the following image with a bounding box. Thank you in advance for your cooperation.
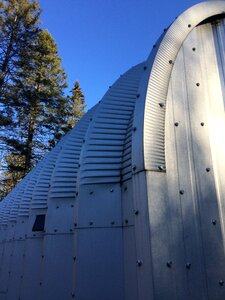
[0,0,86,199]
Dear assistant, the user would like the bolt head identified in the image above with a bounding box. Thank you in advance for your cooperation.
[206,168,211,172]
[219,280,224,286]
[180,190,184,195]
[212,219,217,225]
[167,261,172,268]
[158,165,165,171]
[186,262,191,269]
[174,122,179,127]
[136,260,143,266]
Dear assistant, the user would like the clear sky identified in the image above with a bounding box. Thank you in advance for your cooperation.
[38,0,200,109]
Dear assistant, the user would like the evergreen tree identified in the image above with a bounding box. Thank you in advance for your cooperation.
[67,81,86,129]
[0,0,40,93]
[4,29,67,170]
[0,1,86,199]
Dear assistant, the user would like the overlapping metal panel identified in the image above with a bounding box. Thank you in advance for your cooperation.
[0,1,225,299]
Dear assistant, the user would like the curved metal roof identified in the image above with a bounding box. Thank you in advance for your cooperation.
[1,1,225,300]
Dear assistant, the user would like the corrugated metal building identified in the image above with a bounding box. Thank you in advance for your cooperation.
[1,1,225,299]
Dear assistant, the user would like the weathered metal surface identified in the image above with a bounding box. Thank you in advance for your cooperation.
[0,1,225,299]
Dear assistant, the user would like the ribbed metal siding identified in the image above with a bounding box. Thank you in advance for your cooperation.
[80,63,145,185]
[48,106,97,200]
[143,1,225,171]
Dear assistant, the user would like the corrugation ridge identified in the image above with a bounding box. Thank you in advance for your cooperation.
[48,106,97,200]
[144,1,225,170]
[80,63,145,184]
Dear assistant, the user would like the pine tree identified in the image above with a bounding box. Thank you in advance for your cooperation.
[0,1,86,199]
[67,81,86,129]
[5,29,67,169]
[0,0,40,93]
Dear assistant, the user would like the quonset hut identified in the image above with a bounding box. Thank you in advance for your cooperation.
[1,1,225,299]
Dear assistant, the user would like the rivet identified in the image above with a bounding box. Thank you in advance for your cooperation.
[22,221,24,224]
[212,219,217,225]
[201,122,205,126]
[110,189,114,192]
[76,192,78,196]
[89,191,94,195]
[71,293,75,298]
[89,222,93,226]
[39,282,42,286]
[124,186,127,191]
[133,127,137,132]
[196,83,200,87]
[180,190,184,195]
[73,257,76,261]
[125,219,129,224]
[136,260,143,266]
[132,166,136,171]
[42,255,44,259]
[20,275,23,279]
[74,223,77,227]
[89,118,92,121]
[206,168,210,172]
[71,204,74,208]
[219,280,224,286]
[153,44,156,48]
[70,229,73,232]
[167,261,172,268]
[143,66,147,70]
[169,60,173,64]
[33,234,36,237]
[54,229,57,233]
[83,139,85,143]
[56,206,59,209]
[192,47,196,51]
[111,221,115,225]
[186,262,191,269]
[159,102,164,108]
[136,94,140,98]
[174,122,179,127]
[158,165,165,171]
[109,86,111,88]
[188,24,191,28]
[135,210,139,215]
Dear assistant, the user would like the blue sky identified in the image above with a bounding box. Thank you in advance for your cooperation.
[39,0,199,109]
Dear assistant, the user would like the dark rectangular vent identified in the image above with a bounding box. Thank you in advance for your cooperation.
[32,214,46,232]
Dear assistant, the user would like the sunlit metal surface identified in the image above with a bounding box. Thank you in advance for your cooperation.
[1,1,225,299]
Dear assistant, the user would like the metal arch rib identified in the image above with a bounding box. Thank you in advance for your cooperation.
[143,0,225,171]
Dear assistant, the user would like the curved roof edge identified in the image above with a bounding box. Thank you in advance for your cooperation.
[140,0,225,172]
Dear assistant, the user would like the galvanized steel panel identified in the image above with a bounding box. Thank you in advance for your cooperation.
[0,2,225,300]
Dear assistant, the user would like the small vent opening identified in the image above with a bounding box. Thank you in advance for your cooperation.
[32,214,46,232]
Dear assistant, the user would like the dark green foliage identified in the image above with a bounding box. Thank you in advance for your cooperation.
[0,0,86,199]
[67,81,86,129]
